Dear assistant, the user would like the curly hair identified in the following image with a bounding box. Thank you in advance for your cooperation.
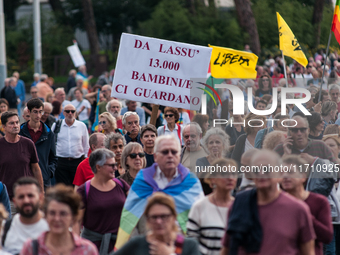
[164,107,179,122]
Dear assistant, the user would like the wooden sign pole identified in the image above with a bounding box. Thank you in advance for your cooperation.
[150,104,159,126]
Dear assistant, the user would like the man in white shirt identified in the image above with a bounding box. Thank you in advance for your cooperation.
[2,177,49,255]
[180,123,207,173]
[52,104,89,185]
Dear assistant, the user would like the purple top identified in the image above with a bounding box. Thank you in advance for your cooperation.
[77,179,130,250]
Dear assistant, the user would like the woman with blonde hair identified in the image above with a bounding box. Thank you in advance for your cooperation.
[99,112,123,135]
[196,127,230,194]
[112,192,200,255]
[322,101,337,128]
[262,131,287,150]
[187,158,237,255]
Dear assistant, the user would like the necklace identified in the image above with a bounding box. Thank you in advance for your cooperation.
[212,193,227,227]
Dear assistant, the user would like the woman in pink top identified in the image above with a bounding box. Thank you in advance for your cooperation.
[20,184,98,255]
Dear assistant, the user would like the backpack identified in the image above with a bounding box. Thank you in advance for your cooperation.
[84,178,127,201]
[53,119,63,144]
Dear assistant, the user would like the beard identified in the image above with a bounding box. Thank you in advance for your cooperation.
[16,203,40,218]
[110,111,120,118]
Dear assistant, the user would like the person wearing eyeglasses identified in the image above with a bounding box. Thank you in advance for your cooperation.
[112,192,200,255]
[21,184,99,255]
[157,107,183,146]
[105,133,126,176]
[114,134,204,250]
[77,148,130,254]
[73,133,106,190]
[52,104,89,186]
[119,142,146,186]
[19,98,58,189]
[98,112,123,135]
[274,115,336,165]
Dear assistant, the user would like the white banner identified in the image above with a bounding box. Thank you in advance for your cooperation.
[112,33,212,110]
[67,44,86,67]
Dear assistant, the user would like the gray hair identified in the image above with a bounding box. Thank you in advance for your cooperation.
[89,148,115,174]
[321,101,337,117]
[121,142,146,170]
[202,127,230,153]
[40,74,48,81]
[104,133,126,149]
[122,111,140,125]
[106,99,122,112]
[154,134,181,154]
[43,102,52,110]
[329,84,340,92]
[182,122,202,137]
[33,73,40,78]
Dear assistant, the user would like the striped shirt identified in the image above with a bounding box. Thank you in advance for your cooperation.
[187,196,229,255]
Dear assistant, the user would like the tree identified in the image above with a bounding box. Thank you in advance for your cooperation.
[312,0,325,48]
[81,0,100,55]
[234,0,261,55]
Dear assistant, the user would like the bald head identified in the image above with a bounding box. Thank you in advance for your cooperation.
[23,107,30,122]
[41,102,52,122]
[89,133,106,151]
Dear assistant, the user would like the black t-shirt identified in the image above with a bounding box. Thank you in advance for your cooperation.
[225,124,245,146]
[145,152,154,168]
[141,103,165,128]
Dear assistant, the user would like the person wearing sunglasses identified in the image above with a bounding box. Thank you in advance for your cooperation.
[114,135,203,250]
[274,116,336,165]
[255,75,273,99]
[119,142,146,186]
[77,148,130,254]
[98,112,123,135]
[112,192,200,255]
[52,104,89,186]
[157,107,183,146]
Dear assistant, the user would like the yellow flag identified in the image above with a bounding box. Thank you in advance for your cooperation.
[277,12,308,67]
[209,45,258,79]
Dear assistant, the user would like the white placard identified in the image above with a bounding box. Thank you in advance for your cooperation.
[112,33,212,110]
[67,44,86,67]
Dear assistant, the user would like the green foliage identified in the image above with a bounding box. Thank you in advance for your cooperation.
[5,12,73,83]
[137,0,244,49]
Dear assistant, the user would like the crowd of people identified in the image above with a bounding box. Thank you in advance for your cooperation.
[1,51,340,255]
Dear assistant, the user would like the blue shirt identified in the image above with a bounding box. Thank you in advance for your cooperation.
[14,79,25,102]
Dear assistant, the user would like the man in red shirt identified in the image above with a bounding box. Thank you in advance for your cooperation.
[281,155,333,255]
[73,132,106,190]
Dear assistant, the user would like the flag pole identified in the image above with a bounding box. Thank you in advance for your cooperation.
[281,51,289,88]
[318,31,332,102]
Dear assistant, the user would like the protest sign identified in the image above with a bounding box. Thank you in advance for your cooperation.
[112,33,212,110]
[67,44,86,67]
[209,45,258,79]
